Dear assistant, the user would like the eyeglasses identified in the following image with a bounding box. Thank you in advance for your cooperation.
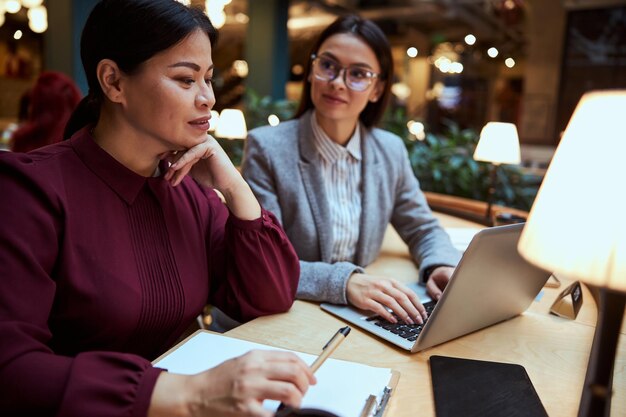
[310,54,379,92]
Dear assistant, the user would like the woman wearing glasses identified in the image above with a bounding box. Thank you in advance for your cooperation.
[242,15,460,326]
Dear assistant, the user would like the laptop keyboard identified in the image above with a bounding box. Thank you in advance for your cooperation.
[365,300,437,342]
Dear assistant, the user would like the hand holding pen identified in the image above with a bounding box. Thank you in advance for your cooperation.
[276,326,351,416]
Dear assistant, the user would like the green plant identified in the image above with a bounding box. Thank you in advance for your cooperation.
[380,108,540,211]
[244,89,297,130]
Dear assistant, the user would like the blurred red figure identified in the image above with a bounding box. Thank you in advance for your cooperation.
[11,71,82,153]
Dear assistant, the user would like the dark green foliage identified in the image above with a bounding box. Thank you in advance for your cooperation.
[244,89,298,130]
[381,106,540,211]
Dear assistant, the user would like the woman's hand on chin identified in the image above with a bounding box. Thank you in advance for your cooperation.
[163,135,239,191]
[163,135,261,220]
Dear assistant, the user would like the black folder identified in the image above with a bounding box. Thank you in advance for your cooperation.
[429,355,548,417]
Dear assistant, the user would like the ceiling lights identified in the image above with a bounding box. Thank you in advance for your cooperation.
[0,0,48,33]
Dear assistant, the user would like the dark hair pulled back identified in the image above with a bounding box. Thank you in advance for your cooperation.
[64,0,217,139]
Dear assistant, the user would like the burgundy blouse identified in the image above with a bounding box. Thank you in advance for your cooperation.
[0,128,299,416]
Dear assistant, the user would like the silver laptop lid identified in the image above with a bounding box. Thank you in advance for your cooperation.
[321,223,551,352]
[412,223,550,352]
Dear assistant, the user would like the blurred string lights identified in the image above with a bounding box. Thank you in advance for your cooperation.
[0,0,47,33]
[172,0,516,78]
[403,31,517,76]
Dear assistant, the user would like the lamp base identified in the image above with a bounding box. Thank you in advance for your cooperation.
[484,163,498,226]
[578,287,625,417]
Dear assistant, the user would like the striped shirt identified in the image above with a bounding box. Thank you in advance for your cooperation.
[311,112,362,263]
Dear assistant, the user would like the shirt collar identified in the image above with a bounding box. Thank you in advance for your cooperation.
[70,126,165,205]
[310,111,362,163]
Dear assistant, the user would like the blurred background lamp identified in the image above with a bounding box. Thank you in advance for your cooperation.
[215,109,247,140]
[473,122,520,225]
[208,110,220,132]
[268,114,280,127]
[518,90,626,417]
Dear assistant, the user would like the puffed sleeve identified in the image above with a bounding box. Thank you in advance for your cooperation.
[0,156,163,417]
[202,188,300,323]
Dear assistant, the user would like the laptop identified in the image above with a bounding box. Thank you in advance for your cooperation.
[320,223,551,352]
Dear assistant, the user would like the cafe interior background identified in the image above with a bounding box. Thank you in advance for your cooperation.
[1,0,625,216]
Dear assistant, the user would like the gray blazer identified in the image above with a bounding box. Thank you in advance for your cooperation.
[242,111,461,304]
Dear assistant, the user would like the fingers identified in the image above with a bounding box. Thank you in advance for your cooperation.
[164,139,215,186]
[426,278,444,301]
[262,351,317,386]
[248,380,306,408]
[362,297,398,323]
[348,274,426,324]
[425,267,453,301]
[187,350,313,417]
[233,351,314,407]
[399,283,428,321]
[372,283,426,324]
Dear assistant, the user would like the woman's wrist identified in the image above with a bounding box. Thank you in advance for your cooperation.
[220,179,262,220]
[148,373,193,417]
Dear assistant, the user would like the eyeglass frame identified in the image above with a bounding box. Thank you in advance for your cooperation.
[310,53,380,92]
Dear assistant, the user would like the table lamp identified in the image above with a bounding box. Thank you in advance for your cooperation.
[215,108,247,140]
[518,90,626,417]
[473,122,521,225]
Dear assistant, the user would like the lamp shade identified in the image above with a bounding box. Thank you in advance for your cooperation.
[518,90,626,292]
[473,122,521,165]
[215,109,247,139]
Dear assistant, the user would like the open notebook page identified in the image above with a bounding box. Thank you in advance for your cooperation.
[154,331,393,416]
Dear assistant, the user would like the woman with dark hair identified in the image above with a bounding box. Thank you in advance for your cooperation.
[10,71,82,153]
[242,15,461,326]
[0,1,313,416]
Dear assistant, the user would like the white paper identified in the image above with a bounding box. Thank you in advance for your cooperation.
[445,227,483,252]
[154,332,392,416]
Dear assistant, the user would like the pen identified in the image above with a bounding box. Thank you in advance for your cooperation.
[276,326,351,414]
[310,325,351,373]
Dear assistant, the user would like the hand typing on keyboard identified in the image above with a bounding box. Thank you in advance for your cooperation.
[366,300,437,341]
[346,273,428,325]
[425,266,455,301]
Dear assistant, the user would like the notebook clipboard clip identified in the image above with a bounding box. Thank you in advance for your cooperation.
[373,385,393,417]
[360,370,400,417]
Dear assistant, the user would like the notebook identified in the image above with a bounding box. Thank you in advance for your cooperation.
[429,355,548,417]
[320,223,551,352]
[153,330,399,417]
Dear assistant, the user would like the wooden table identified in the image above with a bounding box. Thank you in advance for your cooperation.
[226,212,626,416]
